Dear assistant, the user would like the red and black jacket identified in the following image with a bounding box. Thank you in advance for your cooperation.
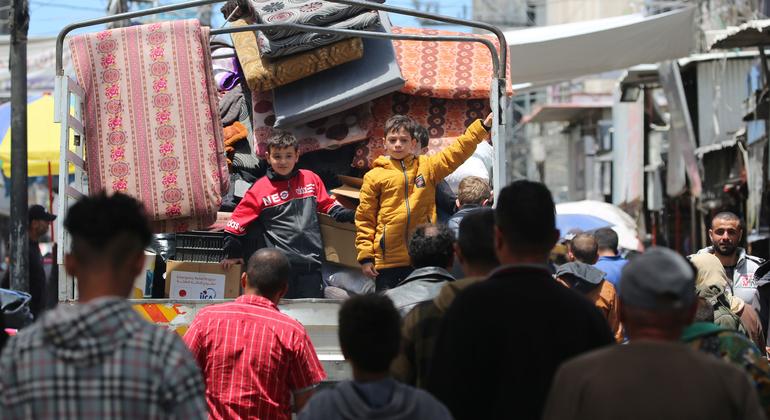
[224,168,353,268]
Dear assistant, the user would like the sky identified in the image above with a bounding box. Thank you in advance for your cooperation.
[27,0,473,38]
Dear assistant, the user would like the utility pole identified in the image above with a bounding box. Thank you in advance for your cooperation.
[9,0,28,292]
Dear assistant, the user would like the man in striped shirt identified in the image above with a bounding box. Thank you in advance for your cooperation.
[184,248,326,419]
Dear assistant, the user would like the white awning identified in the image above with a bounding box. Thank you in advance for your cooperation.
[504,7,696,86]
[522,103,612,124]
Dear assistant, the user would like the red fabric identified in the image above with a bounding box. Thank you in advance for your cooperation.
[225,169,338,236]
[183,295,326,420]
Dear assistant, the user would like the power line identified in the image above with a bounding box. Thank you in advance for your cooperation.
[30,1,104,11]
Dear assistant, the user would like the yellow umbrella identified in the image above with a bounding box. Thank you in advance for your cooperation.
[0,94,74,178]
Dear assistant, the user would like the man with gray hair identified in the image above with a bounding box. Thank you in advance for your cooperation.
[543,247,765,420]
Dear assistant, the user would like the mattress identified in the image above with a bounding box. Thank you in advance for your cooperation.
[70,20,229,232]
[271,15,404,128]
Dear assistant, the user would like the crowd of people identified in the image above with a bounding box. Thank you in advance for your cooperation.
[2,111,770,419]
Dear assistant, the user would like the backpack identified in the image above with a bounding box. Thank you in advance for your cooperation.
[711,294,749,337]
[0,288,34,329]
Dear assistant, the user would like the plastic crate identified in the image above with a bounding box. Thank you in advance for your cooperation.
[174,232,226,263]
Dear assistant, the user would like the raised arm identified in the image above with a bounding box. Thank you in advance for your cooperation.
[428,113,492,181]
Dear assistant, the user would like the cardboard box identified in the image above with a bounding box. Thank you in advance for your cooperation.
[318,213,359,268]
[331,175,363,209]
[165,260,241,300]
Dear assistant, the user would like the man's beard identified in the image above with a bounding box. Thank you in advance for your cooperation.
[714,242,737,257]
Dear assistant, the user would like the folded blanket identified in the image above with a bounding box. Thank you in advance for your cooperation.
[70,20,228,232]
[230,83,261,171]
[251,88,372,157]
[257,10,380,58]
[247,0,385,40]
[213,51,241,91]
[223,121,248,166]
[271,17,404,128]
[352,92,491,169]
[391,26,513,99]
[219,84,246,125]
[211,35,241,91]
[230,19,363,92]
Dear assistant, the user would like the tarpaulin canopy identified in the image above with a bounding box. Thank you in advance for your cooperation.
[504,7,695,86]
[0,94,74,178]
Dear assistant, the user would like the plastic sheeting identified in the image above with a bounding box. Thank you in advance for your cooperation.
[658,60,703,198]
[612,91,644,206]
[503,7,695,86]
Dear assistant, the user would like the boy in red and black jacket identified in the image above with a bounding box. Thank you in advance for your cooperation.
[222,131,353,298]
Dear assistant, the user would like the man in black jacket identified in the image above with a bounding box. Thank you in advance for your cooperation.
[446,176,490,238]
[384,224,456,317]
[426,180,614,420]
[1,205,57,317]
[27,205,56,319]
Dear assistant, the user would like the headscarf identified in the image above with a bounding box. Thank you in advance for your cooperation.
[690,253,745,313]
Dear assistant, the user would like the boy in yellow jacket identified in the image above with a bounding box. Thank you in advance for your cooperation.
[356,113,493,290]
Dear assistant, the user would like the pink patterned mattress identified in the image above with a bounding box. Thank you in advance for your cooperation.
[70,20,228,232]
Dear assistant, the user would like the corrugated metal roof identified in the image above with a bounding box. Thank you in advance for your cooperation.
[709,19,770,50]
[696,57,755,148]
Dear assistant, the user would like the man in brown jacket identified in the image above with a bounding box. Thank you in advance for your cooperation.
[556,233,623,343]
[543,247,765,420]
[391,208,498,387]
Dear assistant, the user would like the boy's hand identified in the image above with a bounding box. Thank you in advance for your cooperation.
[221,258,244,270]
[361,262,379,279]
[483,113,493,130]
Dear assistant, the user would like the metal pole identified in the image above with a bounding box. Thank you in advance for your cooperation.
[211,25,500,75]
[56,0,221,75]
[9,0,28,292]
[57,0,509,79]
[325,0,508,79]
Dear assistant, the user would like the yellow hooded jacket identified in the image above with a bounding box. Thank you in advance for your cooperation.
[355,119,489,269]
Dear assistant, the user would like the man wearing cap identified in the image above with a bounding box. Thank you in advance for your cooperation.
[26,204,57,318]
[542,247,765,420]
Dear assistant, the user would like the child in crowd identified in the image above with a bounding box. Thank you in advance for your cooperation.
[447,176,491,237]
[223,131,354,298]
[356,113,493,290]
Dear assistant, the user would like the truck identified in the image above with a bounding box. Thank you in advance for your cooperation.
[53,0,510,382]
